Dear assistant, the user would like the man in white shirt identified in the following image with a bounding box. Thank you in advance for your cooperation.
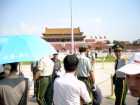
[53,54,91,105]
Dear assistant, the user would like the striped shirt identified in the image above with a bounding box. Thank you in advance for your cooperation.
[77,53,93,77]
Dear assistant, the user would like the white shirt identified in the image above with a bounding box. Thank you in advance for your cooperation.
[53,72,91,105]
[38,56,54,76]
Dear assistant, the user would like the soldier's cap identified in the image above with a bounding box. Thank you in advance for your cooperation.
[117,52,140,75]
[112,44,124,52]
[79,44,87,52]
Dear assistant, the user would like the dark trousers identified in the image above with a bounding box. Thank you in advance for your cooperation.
[36,76,53,105]
[114,78,127,105]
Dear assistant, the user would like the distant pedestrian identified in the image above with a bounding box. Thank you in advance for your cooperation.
[53,54,91,105]
[118,52,140,105]
[86,45,96,66]
[95,52,98,58]
[112,44,128,105]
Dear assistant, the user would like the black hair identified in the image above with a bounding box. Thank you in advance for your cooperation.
[4,62,18,72]
[79,47,87,53]
[64,54,79,72]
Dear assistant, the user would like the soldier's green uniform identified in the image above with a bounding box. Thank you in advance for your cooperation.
[112,44,128,105]
[36,57,54,105]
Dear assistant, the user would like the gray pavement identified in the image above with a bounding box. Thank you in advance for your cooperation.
[28,94,138,105]
[21,62,138,105]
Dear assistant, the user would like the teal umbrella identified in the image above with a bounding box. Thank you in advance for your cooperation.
[0,35,56,64]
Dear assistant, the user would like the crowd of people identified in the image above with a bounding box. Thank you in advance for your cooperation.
[0,44,140,105]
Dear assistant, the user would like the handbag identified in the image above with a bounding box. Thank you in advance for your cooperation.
[92,84,102,105]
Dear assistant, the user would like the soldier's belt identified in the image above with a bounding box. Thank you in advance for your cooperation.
[116,77,126,80]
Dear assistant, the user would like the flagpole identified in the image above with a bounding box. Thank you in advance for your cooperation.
[70,0,74,54]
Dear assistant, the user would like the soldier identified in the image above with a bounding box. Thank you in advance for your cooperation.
[112,44,128,105]
[36,56,54,105]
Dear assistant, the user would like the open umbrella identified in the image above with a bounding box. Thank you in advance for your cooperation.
[0,35,56,64]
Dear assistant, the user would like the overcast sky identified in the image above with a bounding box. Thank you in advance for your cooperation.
[0,0,140,42]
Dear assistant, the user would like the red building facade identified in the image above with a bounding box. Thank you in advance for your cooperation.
[43,27,108,52]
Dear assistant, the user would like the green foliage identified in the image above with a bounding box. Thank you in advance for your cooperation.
[105,55,115,62]
[20,62,31,65]
[96,54,115,62]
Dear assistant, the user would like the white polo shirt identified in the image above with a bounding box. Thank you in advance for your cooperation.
[53,72,91,105]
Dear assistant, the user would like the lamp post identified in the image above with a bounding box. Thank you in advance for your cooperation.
[70,0,74,54]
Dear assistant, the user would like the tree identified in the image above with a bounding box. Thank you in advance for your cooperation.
[106,40,111,44]
[113,40,119,45]
[133,39,140,45]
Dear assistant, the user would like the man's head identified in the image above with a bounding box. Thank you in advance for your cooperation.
[118,53,140,97]
[79,44,87,53]
[112,44,124,59]
[87,45,91,51]
[3,62,19,73]
[63,54,79,72]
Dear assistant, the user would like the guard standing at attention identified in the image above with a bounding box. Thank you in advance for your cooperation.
[112,44,128,105]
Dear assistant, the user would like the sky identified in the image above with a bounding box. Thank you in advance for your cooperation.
[0,0,140,42]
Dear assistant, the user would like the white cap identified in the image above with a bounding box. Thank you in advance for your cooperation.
[118,52,140,75]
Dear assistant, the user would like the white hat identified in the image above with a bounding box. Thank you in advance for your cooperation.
[118,52,140,75]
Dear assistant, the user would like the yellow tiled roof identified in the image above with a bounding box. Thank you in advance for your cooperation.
[43,27,83,36]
